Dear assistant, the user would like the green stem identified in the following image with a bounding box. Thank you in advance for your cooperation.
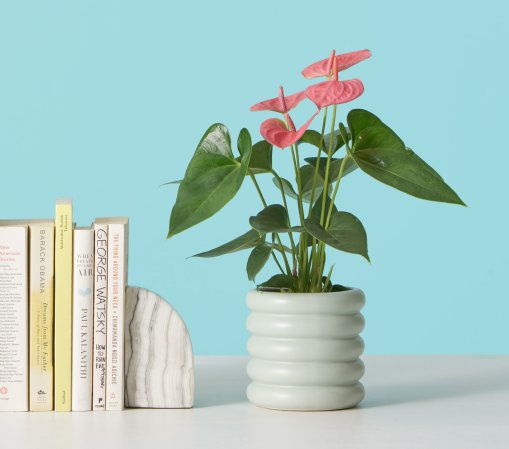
[249,170,292,275]
[325,154,350,228]
[271,170,298,259]
[320,104,337,226]
[307,108,328,217]
[271,251,285,275]
[314,105,337,291]
[323,264,334,292]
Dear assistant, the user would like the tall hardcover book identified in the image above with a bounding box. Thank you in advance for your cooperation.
[71,228,94,411]
[54,199,73,411]
[92,222,108,410]
[29,221,55,411]
[96,217,128,411]
[0,223,29,411]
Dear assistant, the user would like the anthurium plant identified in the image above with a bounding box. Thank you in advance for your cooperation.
[167,49,464,293]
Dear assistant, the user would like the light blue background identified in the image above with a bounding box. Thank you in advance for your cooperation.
[1,1,507,354]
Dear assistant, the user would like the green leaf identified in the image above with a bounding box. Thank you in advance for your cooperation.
[304,157,358,181]
[272,166,329,204]
[168,124,252,238]
[324,128,351,154]
[347,109,385,142]
[298,129,350,155]
[248,140,273,174]
[352,126,465,205]
[298,130,325,151]
[246,244,272,281]
[300,165,326,202]
[250,204,302,233]
[331,284,350,292]
[192,229,263,258]
[237,128,252,158]
[310,192,338,223]
[304,211,369,260]
[257,274,297,292]
[272,177,298,200]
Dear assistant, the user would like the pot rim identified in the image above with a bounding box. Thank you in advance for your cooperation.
[246,287,365,314]
[248,286,360,295]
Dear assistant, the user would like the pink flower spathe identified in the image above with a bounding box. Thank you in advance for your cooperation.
[260,112,319,149]
[250,86,307,114]
[301,49,371,79]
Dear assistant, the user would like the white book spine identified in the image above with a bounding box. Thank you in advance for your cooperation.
[71,228,94,411]
[29,223,55,411]
[106,223,127,410]
[92,224,108,410]
[0,226,28,411]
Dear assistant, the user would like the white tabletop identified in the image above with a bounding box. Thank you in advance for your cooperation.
[1,356,508,449]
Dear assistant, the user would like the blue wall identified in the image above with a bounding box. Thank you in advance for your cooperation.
[1,0,507,354]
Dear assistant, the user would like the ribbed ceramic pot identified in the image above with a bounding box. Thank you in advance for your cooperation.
[246,288,365,411]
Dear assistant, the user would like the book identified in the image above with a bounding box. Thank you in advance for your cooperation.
[0,222,29,411]
[29,221,55,411]
[92,222,108,411]
[71,227,94,411]
[54,199,73,411]
[96,217,128,411]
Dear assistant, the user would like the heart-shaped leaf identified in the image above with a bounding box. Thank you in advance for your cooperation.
[257,274,297,292]
[246,244,272,281]
[304,211,369,260]
[347,109,385,142]
[168,125,252,238]
[352,125,465,205]
[304,156,358,181]
[250,204,301,233]
[192,229,263,258]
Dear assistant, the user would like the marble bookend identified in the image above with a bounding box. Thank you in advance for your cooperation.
[125,286,194,408]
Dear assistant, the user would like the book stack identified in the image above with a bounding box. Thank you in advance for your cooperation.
[0,199,128,412]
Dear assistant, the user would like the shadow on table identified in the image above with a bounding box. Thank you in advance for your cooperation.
[361,359,509,408]
[194,360,250,408]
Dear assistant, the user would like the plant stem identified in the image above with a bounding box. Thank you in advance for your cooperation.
[320,104,337,226]
[313,104,337,291]
[271,170,298,259]
[307,108,328,217]
[291,143,310,291]
[325,154,350,228]
[307,108,329,292]
[271,251,285,275]
[248,170,292,275]
[323,264,334,292]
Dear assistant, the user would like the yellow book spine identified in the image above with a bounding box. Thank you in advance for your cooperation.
[54,200,73,411]
[29,223,55,411]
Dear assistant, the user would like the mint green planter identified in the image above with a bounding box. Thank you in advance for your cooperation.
[246,289,365,411]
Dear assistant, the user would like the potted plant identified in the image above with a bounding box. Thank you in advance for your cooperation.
[167,49,464,411]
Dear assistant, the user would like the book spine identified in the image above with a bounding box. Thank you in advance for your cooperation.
[106,223,127,410]
[29,224,55,411]
[0,226,29,411]
[54,201,73,411]
[71,229,94,411]
[92,224,108,410]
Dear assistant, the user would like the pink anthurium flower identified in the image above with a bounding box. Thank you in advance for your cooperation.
[260,111,319,149]
[250,86,307,113]
[301,49,371,79]
[305,52,364,109]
